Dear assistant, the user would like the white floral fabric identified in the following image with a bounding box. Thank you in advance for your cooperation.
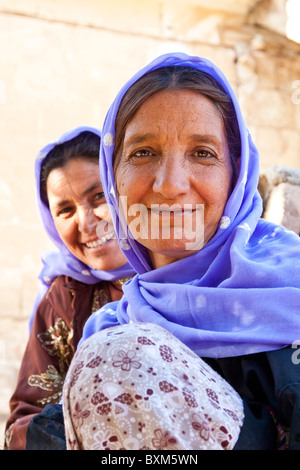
[63,323,244,450]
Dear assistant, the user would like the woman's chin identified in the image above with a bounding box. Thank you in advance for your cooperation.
[142,239,201,269]
[74,238,125,271]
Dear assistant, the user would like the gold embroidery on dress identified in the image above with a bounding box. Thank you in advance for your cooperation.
[28,365,64,406]
[4,423,14,449]
[28,318,74,407]
[91,287,109,313]
[91,279,132,313]
[115,277,132,286]
[37,317,73,372]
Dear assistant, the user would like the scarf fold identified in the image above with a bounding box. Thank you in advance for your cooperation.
[81,53,300,358]
[30,126,135,328]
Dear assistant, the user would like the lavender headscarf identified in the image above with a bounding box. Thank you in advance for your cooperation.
[29,126,135,329]
[81,53,300,358]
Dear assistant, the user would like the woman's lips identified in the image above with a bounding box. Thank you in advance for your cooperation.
[84,231,115,248]
[150,207,195,218]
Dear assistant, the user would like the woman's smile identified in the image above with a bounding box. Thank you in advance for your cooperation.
[83,231,116,249]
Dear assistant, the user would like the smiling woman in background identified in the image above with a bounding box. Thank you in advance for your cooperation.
[5,127,134,450]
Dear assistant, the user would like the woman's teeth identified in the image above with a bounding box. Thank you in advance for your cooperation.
[85,232,115,248]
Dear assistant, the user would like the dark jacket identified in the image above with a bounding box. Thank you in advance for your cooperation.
[205,346,300,450]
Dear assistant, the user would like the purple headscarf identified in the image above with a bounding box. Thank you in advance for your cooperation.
[81,53,300,358]
[29,126,135,329]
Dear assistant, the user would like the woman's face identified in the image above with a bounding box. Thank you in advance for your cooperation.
[115,89,234,269]
[47,157,127,271]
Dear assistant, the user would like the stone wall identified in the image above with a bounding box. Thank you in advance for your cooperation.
[259,166,300,234]
[1,0,300,445]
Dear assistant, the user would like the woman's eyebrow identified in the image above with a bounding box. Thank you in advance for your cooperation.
[52,198,72,209]
[81,182,103,197]
[53,183,103,209]
[124,132,223,149]
[189,133,222,147]
[123,133,157,148]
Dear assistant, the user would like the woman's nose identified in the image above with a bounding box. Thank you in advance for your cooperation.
[152,154,189,199]
[77,207,99,233]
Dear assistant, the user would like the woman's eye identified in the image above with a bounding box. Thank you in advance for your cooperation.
[130,149,153,159]
[57,206,73,217]
[93,192,105,201]
[193,149,216,159]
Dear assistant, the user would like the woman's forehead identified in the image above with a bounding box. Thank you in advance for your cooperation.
[123,89,225,142]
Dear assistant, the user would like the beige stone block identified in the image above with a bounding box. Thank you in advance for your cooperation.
[0,268,22,317]
[255,52,279,90]
[154,0,255,15]
[292,92,300,129]
[161,4,226,44]
[280,129,300,168]
[239,88,294,128]
[236,50,258,88]
[248,0,287,37]
[0,0,162,38]
[0,13,166,132]
[254,127,300,171]
[275,57,300,92]
[194,45,237,87]
[0,0,258,18]
[0,224,50,323]
[0,317,28,363]
[264,182,300,234]
[18,268,41,321]
[0,221,51,265]
[254,127,282,169]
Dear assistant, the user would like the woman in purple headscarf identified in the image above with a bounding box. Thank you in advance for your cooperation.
[63,54,300,450]
[5,127,135,450]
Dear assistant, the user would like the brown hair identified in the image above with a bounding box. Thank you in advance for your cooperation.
[114,66,241,181]
[40,131,100,207]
